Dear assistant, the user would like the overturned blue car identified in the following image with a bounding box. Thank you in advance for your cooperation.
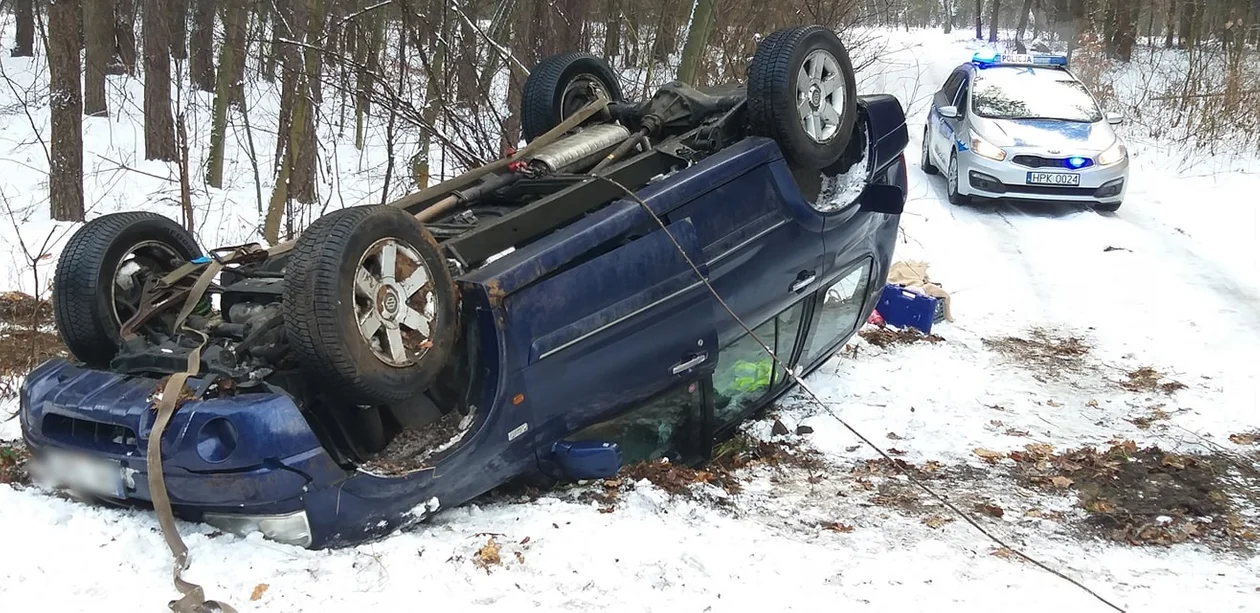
[21,26,908,549]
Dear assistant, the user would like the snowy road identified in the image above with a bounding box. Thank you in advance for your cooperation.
[3,30,1260,613]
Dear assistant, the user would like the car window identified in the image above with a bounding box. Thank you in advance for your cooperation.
[941,71,964,103]
[711,300,807,427]
[568,382,701,464]
[799,258,872,366]
[954,78,969,115]
[971,67,1102,122]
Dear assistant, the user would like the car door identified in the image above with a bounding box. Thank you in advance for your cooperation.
[664,141,827,347]
[931,69,968,163]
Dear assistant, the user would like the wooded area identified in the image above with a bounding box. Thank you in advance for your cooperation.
[5,0,1258,230]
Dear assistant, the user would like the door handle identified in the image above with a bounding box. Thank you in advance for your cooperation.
[671,353,707,375]
[790,272,817,293]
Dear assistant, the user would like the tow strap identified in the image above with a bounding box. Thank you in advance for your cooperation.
[143,254,239,613]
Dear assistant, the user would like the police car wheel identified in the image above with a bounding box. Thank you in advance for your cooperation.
[947,152,969,205]
[52,212,203,368]
[521,52,623,143]
[285,206,459,406]
[921,128,938,175]
[748,25,858,170]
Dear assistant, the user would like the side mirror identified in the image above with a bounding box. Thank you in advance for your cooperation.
[1106,111,1124,125]
[938,105,960,120]
[551,440,622,480]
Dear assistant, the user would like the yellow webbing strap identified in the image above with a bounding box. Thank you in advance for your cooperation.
[144,259,238,613]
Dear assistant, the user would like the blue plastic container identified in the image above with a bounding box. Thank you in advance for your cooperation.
[876,283,941,334]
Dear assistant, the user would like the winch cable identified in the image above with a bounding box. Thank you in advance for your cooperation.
[145,256,239,613]
[592,175,1127,613]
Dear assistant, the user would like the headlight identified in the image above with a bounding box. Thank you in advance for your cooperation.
[969,131,1007,161]
[1098,141,1127,166]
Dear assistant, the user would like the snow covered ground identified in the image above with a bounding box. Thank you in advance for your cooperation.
[3,27,1260,613]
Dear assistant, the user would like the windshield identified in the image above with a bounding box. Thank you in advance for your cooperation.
[971,67,1102,122]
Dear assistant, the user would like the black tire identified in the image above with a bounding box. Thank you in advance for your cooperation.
[521,52,623,143]
[748,25,858,170]
[1095,201,1122,212]
[53,212,202,367]
[946,151,970,206]
[284,206,458,405]
[921,127,939,175]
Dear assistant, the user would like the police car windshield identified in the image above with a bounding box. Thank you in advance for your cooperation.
[972,66,1102,123]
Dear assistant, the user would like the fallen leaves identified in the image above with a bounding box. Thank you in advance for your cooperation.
[1229,431,1260,446]
[250,584,269,601]
[1121,366,1187,395]
[973,448,1005,464]
[975,502,1005,518]
[922,515,954,529]
[474,537,502,571]
[823,522,855,533]
[1050,476,1074,489]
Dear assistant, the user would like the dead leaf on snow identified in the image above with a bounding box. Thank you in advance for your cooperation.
[1024,442,1055,459]
[1088,500,1117,514]
[973,448,1004,464]
[823,522,855,533]
[1229,431,1260,446]
[975,503,1005,518]
[1046,399,1062,407]
[1087,399,1099,408]
[475,537,502,570]
[887,448,906,456]
[1004,428,1030,437]
[923,515,954,529]
[514,551,525,564]
[250,584,269,601]
[887,431,904,440]
[1051,476,1074,489]
[991,547,1017,560]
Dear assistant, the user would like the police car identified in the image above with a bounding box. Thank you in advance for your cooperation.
[921,49,1129,211]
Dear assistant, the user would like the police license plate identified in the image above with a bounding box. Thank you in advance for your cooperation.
[1026,172,1081,186]
[37,450,125,498]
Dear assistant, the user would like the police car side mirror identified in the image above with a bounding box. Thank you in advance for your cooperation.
[1106,111,1124,125]
[938,105,960,120]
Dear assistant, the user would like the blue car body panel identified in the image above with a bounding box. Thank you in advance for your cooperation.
[21,95,910,548]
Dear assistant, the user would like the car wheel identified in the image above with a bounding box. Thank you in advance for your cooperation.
[521,52,623,143]
[921,127,938,175]
[946,151,969,205]
[1095,201,1122,212]
[747,25,858,170]
[284,206,459,406]
[53,212,202,367]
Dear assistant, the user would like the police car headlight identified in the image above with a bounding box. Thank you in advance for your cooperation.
[969,131,1007,161]
[1098,142,1127,166]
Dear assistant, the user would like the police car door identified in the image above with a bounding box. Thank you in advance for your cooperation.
[930,69,967,164]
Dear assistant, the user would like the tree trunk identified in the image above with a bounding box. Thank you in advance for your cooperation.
[1178,0,1196,48]
[49,0,86,222]
[943,0,954,33]
[13,0,35,57]
[1113,0,1138,61]
[603,0,621,57]
[114,0,137,73]
[457,0,479,104]
[84,0,112,116]
[143,0,177,161]
[1016,0,1034,39]
[1164,0,1176,47]
[652,1,679,63]
[354,6,384,150]
[677,0,714,86]
[207,0,246,188]
[169,0,187,59]
[189,0,215,91]
[988,0,1000,42]
[414,0,450,190]
[975,0,984,38]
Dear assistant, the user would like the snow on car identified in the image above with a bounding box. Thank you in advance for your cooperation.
[19,26,910,549]
[921,49,1130,211]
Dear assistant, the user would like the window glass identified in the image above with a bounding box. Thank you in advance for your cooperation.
[801,259,872,365]
[712,300,807,426]
[569,383,697,464]
[942,71,964,102]
[954,79,970,115]
[972,66,1102,122]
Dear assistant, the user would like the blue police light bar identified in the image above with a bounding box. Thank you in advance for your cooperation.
[971,51,1068,68]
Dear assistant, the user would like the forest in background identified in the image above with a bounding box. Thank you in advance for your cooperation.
[1,0,1257,240]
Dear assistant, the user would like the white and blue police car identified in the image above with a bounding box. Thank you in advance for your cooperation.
[921,49,1129,211]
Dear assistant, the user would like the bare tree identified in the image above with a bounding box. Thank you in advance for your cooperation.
[975,0,984,38]
[84,0,113,116]
[49,0,86,222]
[115,0,138,73]
[988,0,1000,42]
[1015,0,1035,42]
[189,0,215,91]
[207,0,247,188]
[678,0,716,86]
[142,0,177,160]
[13,0,36,57]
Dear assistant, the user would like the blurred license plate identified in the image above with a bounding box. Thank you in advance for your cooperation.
[38,450,125,498]
[1027,172,1080,186]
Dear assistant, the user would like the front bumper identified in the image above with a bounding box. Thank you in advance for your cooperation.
[957,148,1129,203]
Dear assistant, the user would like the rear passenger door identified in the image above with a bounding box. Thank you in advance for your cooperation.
[931,69,967,163]
[666,147,827,346]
